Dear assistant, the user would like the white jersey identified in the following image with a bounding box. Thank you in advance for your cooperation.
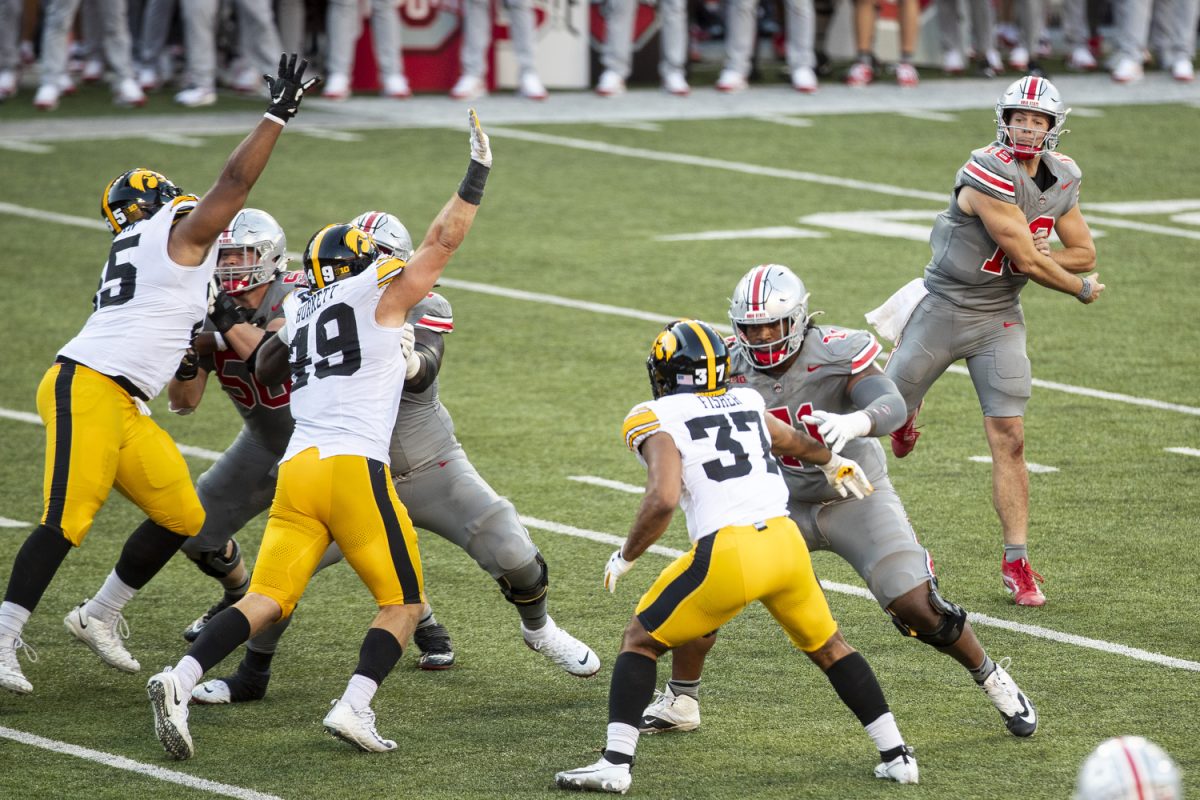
[622,388,789,543]
[281,258,408,464]
[58,199,212,399]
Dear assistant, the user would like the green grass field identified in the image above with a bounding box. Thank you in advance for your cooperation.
[1,87,1198,799]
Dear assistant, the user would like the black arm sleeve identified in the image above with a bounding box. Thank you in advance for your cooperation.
[404,327,445,393]
[849,374,908,436]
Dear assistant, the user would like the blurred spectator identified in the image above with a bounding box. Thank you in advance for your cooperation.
[322,0,411,100]
[936,0,1003,76]
[450,0,547,100]
[717,0,819,92]
[0,0,20,100]
[1062,0,1101,70]
[1111,0,1197,82]
[133,0,177,90]
[34,0,145,109]
[176,0,282,107]
[596,0,690,96]
[845,0,919,87]
[276,0,307,55]
[1004,0,1048,74]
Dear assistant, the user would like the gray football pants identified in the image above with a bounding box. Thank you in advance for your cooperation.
[936,0,995,57]
[1011,0,1044,53]
[182,427,282,559]
[1114,0,1198,63]
[723,0,814,76]
[326,0,405,79]
[180,0,281,90]
[0,0,20,71]
[134,0,175,67]
[460,0,538,78]
[599,0,687,79]
[39,0,136,86]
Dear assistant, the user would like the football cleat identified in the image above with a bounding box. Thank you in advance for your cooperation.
[874,746,919,784]
[942,49,966,74]
[174,86,217,107]
[791,66,817,93]
[0,70,17,100]
[640,685,701,733]
[715,68,748,93]
[148,669,194,759]
[413,621,455,670]
[845,61,874,87]
[1172,59,1195,82]
[114,78,147,108]
[518,71,548,100]
[321,72,351,101]
[323,699,397,752]
[890,403,922,458]
[381,73,412,99]
[662,69,690,96]
[980,658,1038,737]
[554,756,633,794]
[33,83,60,111]
[895,62,919,88]
[64,601,140,672]
[1110,57,1144,84]
[596,69,626,97]
[1001,557,1046,606]
[450,74,486,101]
[182,595,241,642]
[191,667,270,704]
[523,617,600,678]
[0,636,36,694]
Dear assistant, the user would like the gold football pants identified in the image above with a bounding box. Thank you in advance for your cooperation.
[636,516,838,652]
[249,447,426,617]
[37,361,204,546]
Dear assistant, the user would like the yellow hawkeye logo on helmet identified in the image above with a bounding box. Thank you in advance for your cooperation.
[653,330,678,362]
[128,170,160,192]
[344,226,375,257]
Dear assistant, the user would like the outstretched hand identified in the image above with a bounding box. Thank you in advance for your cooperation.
[817,453,874,500]
[468,108,492,168]
[264,53,321,124]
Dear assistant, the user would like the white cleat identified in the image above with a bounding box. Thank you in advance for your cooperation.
[1111,56,1144,83]
[874,746,919,784]
[450,74,486,101]
[321,72,351,101]
[136,66,159,90]
[661,69,690,96]
[639,685,700,733]
[555,757,633,794]
[381,73,411,98]
[1171,59,1195,82]
[192,679,233,704]
[148,669,194,760]
[518,71,548,100]
[980,658,1038,737]
[64,600,139,672]
[174,86,217,107]
[33,83,60,111]
[114,77,146,107]
[323,699,397,752]
[0,70,16,101]
[715,68,748,93]
[523,617,600,677]
[942,49,965,74]
[0,636,36,694]
[791,66,818,93]
[595,69,626,97]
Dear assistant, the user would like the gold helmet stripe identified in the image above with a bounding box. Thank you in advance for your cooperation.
[101,175,122,232]
[684,320,717,391]
[308,225,333,289]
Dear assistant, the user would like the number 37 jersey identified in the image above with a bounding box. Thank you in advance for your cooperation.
[280,260,407,464]
[622,388,789,544]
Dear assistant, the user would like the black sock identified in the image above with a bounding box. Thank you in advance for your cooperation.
[824,651,890,727]
[242,648,275,675]
[353,627,403,686]
[3,525,72,610]
[968,654,996,685]
[608,651,658,728]
[187,607,252,672]
[114,519,188,589]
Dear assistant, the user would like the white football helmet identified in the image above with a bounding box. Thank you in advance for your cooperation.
[215,208,288,295]
[995,76,1070,160]
[351,210,413,262]
[728,264,812,370]
[1074,736,1182,800]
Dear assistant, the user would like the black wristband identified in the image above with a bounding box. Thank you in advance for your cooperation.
[457,160,490,205]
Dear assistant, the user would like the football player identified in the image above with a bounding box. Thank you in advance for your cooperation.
[146,111,493,760]
[638,264,1038,741]
[0,54,319,697]
[879,76,1102,606]
[555,319,919,794]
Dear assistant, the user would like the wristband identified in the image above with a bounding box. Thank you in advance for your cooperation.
[1075,277,1092,302]
[457,160,490,205]
[263,112,287,127]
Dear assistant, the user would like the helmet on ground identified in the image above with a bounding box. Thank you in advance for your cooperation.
[728,264,811,370]
[351,211,413,262]
[215,208,289,295]
[1073,736,1182,800]
[101,168,182,234]
[302,223,378,289]
[646,319,730,400]
[995,76,1070,160]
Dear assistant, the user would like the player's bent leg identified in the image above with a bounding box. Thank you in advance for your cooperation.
[978,657,1038,737]
[412,604,455,670]
[640,632,715,733]
[180,538,247,642]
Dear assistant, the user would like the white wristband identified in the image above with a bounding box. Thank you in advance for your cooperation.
[213,331,227,351]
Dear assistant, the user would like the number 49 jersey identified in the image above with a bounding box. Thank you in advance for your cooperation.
[280,258,407,464]
[622,388,789,544]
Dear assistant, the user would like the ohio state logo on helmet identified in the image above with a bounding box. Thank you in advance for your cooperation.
[728,264,813,370]
[216,208,289,295]
[995,76,1070,160]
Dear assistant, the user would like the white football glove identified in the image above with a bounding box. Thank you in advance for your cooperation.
[817,453,874,500]
[603,549,636,593]
[400,323,421,379]
[801,410,872,455]
[468,108,492,168]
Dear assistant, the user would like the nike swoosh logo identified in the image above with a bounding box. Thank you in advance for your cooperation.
[77,613,87,629]
[1003,321,1020,328]
[807,365,821,372]
[1060,181,1073,190]
[1015,695,1035,723]
[577,652,591,666]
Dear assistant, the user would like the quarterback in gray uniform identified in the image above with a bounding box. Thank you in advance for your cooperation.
[881,76,1103,607]
[184,211,599,705]
[639,264,1038,739]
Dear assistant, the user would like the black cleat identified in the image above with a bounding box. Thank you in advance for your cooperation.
[414,622,456,670]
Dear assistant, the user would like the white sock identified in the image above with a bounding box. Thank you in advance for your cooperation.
[85,571,137,620]
[522,614,556,642]
[0,601,31,642]
[605,722,639,761]
[864,712,905,753]
[173,655,204,696]
[341,674,378,711]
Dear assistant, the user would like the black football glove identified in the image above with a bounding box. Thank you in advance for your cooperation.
[264,53,321,125]
[175,348,199,382]
[209,289,246,333]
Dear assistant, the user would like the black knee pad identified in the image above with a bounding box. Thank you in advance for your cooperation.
[889,585,967,647]
[190,538,242,579]
[496,553,548,606]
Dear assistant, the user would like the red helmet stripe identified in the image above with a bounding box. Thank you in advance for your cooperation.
[1118,739,1147,800]
[751,265,767,311]
[1025,77,1040,101]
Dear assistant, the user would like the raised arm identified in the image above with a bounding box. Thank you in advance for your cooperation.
[603,432,682,593]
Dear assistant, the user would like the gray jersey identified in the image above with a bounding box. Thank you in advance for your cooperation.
[730,324,886,503]
[198,271,304,454]
[388,293,458,477]
[924,144,1083,313]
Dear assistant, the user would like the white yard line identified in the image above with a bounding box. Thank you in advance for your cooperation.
[654,226,827,241]
[896,109,958,123]
[298,128,362,142]
[0,726,286,800]
[0,140,53,154]
[754,115,814,128]
[968,455,1059,473]
[568,475,645,493]
[1165,447,1200,457]
[0,517,29,528]
[142,133,206,148]
[602,121,662,132]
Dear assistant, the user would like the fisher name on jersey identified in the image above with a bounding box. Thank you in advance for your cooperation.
[59,198,213,399]
[388,292,457,476]
[924,143,1083,313]
[280,257,407,464]
[730,324,888,503]
[622,388,789,543]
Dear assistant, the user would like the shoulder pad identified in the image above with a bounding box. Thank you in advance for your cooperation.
[622,403,661,453]
[169,195,200,225]
[411,292,454,333]
[960,146,1019,201]
[1046,151,1082,180]
[809,326,881,374]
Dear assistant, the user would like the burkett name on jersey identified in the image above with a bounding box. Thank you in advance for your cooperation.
[294,281,341,323]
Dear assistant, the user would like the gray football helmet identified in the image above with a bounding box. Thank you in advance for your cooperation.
[215,208,288,295]
[1073,736,1181,800]
[728,264,812,370]
[995,76,1070,160]
[351,210,413,262]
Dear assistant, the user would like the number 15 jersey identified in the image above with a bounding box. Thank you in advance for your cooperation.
[622,388,789,544]
[280,259,407,464]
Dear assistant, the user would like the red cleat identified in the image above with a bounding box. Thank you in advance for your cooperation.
[890,404,922,458]
[1002,557,1046,606]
